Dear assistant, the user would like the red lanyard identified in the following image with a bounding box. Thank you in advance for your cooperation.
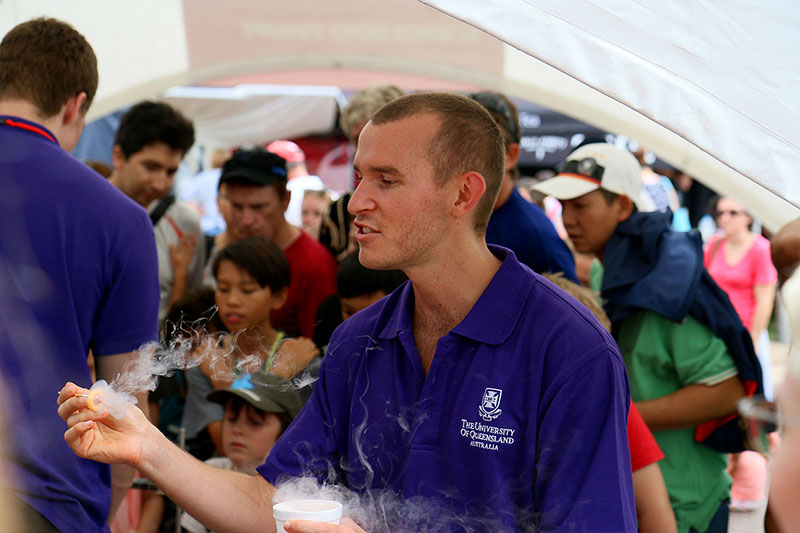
[0,117,57,144]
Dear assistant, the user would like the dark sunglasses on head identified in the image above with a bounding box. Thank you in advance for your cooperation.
[469,92,520,143]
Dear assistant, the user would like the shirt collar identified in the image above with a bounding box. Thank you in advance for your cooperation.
[378,245,534,345]
[0,115,58,145]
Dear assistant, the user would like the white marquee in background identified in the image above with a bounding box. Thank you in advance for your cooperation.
[1,0,797,231]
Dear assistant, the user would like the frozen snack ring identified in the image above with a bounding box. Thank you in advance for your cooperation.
[86,390,104,412]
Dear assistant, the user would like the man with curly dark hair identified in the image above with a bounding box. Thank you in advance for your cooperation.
[109,101,204,321]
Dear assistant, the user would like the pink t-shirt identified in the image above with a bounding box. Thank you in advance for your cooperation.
[704,233,777,330]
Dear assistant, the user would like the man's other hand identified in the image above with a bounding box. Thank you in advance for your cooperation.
[283,517,366,532]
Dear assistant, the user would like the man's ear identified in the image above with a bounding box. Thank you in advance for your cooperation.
[111,145,126,172]
[616,194,635,222]
[452,171,487,220]
[505,142,521,172]
[61,92,87,127]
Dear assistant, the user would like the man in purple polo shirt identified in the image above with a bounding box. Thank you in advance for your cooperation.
[0,18,159,531]
[59,93,635,531]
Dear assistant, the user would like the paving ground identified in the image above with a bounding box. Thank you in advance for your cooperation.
[728,499,767,533]
[726,341,788,533]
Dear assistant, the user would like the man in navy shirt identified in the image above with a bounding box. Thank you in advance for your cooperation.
[1,18,159,531]
[472,92,578,283]
[59,93,636,532]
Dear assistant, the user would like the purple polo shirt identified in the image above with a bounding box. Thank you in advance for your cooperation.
[0,116,159,532]
[260,246,636,531]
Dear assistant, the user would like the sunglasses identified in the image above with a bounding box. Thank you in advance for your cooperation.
[715,209,745,218]
[469,92,520,143]
[559,157,605,184]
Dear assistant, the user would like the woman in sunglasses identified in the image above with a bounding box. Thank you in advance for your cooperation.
[704,196,778,513]
[704,196,778,398]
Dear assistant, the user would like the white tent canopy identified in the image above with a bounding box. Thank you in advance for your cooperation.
[2,0,797,231]
[422,0,800,232]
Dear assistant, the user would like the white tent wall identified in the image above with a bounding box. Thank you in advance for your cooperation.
[0,0,190,118]
[424,0,800,232]
[3,0,798,231]
[499,46,799,234]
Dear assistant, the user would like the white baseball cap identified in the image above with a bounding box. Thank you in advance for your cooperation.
[533,143,652,210]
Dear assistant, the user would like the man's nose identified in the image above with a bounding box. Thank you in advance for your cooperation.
[238,208,257,227]
[348,181,373,216]
[152,171,172,195]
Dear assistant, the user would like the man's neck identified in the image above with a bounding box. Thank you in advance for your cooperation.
[0,100,61,142]
[107,171,122,191]
[272,219,301,250]
[408,236,501,374]
[409,237,502,334]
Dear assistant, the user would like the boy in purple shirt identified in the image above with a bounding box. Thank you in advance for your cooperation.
[59,93,635,532]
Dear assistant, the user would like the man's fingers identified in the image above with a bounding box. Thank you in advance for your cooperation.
[57,394,87,422]
[64,420,94,444]
[339,518,366,532]
[283,518,364,533]
[283,520,342,532]
[66,405,105,428]
[57,382,87,406]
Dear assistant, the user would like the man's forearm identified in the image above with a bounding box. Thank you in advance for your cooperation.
[636,376,746,431]
[136,423,277,533]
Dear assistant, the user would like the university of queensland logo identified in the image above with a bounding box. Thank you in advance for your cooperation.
[479,387,503,422]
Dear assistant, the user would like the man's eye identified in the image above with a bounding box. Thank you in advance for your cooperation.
[380,177,396,186]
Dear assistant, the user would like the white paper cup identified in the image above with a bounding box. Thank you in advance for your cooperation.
[273,499,343,532]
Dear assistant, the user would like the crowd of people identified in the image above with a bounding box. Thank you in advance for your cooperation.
[1,15,799,533]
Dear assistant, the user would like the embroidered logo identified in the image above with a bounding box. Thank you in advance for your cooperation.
[479,387,503,421]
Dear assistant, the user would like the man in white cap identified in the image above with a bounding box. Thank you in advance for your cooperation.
[535,143,759,533]
[266,140,324,229]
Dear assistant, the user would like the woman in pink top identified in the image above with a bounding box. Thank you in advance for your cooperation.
[704,196,777,513]
[704,196,778,398]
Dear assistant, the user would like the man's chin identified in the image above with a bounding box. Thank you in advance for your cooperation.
[357,249,395,271]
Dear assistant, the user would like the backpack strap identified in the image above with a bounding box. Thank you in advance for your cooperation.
[149,194,176,226]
